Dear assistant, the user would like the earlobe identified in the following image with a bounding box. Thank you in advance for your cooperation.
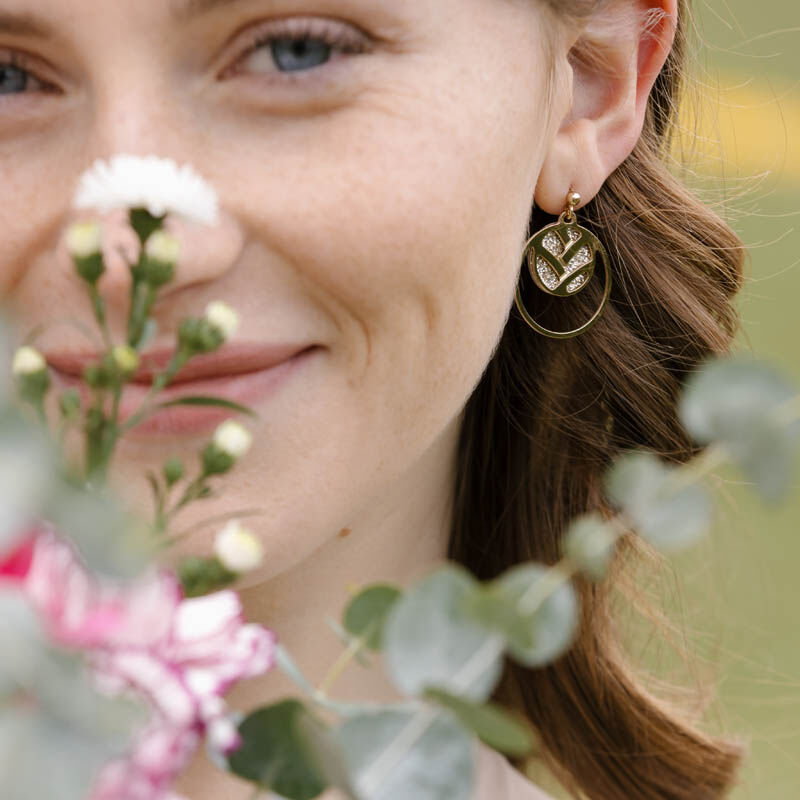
[534,0,678,215]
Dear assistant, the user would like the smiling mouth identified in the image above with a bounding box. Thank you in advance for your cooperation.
[45,343,322,436]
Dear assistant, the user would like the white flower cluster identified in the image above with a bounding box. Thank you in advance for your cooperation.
[73,154,219,225]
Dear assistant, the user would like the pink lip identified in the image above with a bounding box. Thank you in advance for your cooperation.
[47,343,321,436]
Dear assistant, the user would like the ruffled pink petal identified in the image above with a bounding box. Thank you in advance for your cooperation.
[92,650,198,728]
[0,534,37,581]
[206,715,242,755]
[14,526,277,799]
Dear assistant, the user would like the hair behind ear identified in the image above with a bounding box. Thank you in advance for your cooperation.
[448,0,749,797]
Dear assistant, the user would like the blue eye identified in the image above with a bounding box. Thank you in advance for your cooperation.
[0,62,31,95]
[233,18,369,81]
[270,36,333,73]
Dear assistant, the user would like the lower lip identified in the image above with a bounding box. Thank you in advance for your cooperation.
[53,346,321,437]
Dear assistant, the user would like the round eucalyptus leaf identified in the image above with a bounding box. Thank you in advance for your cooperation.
[604,451,714,551]
[42,480,155,579]
[424,688,534,758]
[383,566,504,702]
[473,563,578,668]
[0,414,57,548]
[337,708,475,800]
[228,700,328,800]
[562,513,617,581]
[343,584,403,651]
[679,357,800,503]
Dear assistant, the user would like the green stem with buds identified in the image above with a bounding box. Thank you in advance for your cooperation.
[118,349,190,435]
[128,281,157,349]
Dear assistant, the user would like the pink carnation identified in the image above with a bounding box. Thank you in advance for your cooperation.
[9,524,277,800]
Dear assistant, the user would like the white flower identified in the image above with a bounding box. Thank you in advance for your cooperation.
[214,521,264,573]
[73,154,219,225]
[66,220,103,258]
[212,420,252,460]
[145,230,182,265]
[12,346,47,375]
[204,301,239,341]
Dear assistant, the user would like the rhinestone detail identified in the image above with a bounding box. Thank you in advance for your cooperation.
[565,245,592,276]
[566,227,581,245]
[536,257,559,290]
[566,274,587,293]
[542,232,564,257]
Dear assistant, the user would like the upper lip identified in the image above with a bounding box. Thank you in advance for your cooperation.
[45,343,314,385]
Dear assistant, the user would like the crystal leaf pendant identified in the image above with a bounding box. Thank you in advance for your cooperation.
[527,217,602,297]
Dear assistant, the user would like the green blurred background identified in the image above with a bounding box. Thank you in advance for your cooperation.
[531,2,800,797]
[674,2,800,797]
[651,1,799,797]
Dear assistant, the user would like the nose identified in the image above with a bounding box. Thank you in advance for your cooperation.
[60,200,245,341]
[57,44,247,338]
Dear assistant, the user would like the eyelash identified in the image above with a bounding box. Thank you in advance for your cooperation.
[0,52,52,98]
[0,16,368,103]
[225,17,371,83]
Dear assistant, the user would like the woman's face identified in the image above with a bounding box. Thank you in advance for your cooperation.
[1,0,564,578]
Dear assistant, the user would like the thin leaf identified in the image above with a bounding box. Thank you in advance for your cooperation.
[155,396,258,417]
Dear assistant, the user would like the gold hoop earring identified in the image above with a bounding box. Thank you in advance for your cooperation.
[515,189,612,339]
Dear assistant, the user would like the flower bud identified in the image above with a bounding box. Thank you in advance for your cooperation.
[204,301,239,342]
[112,345,140,375]
[12,346,46,376]
[12,346,50,406]
[141,230,180,287]
[163,458,185,487]
[213,420,252,459]
[214,521,264,573]
[202,420,252,475]
[178,318,225,357]
[67,221,105,284]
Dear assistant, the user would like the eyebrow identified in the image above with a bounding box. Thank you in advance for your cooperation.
[170,0,251,23]
[0,1,249,38]
[0,11,56,38]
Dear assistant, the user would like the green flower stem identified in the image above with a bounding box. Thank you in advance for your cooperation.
[128,280,157,349]
[118,349,190,435]
[87,283,113,352]
[169,473,208,515]
[315,626,375,699]
[31,395,47,426]
[85,389,110,483]
[151,471,210,537]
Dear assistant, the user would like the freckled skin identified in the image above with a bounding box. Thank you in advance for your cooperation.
[1,0,558,584]
[0,0,676,796]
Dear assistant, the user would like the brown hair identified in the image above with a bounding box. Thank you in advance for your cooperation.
[448,0,750,796]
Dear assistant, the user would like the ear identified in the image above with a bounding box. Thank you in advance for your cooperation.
[534,0,678,214]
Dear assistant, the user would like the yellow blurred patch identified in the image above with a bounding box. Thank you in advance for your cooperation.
[673,71,800,184]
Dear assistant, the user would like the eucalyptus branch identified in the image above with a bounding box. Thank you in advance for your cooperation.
[316,627,375,699]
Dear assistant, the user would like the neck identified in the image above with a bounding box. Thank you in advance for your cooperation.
[228,414,461,711]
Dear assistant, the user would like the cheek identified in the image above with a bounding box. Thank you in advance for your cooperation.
[219,80,540,432]
[0,134,83,301]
